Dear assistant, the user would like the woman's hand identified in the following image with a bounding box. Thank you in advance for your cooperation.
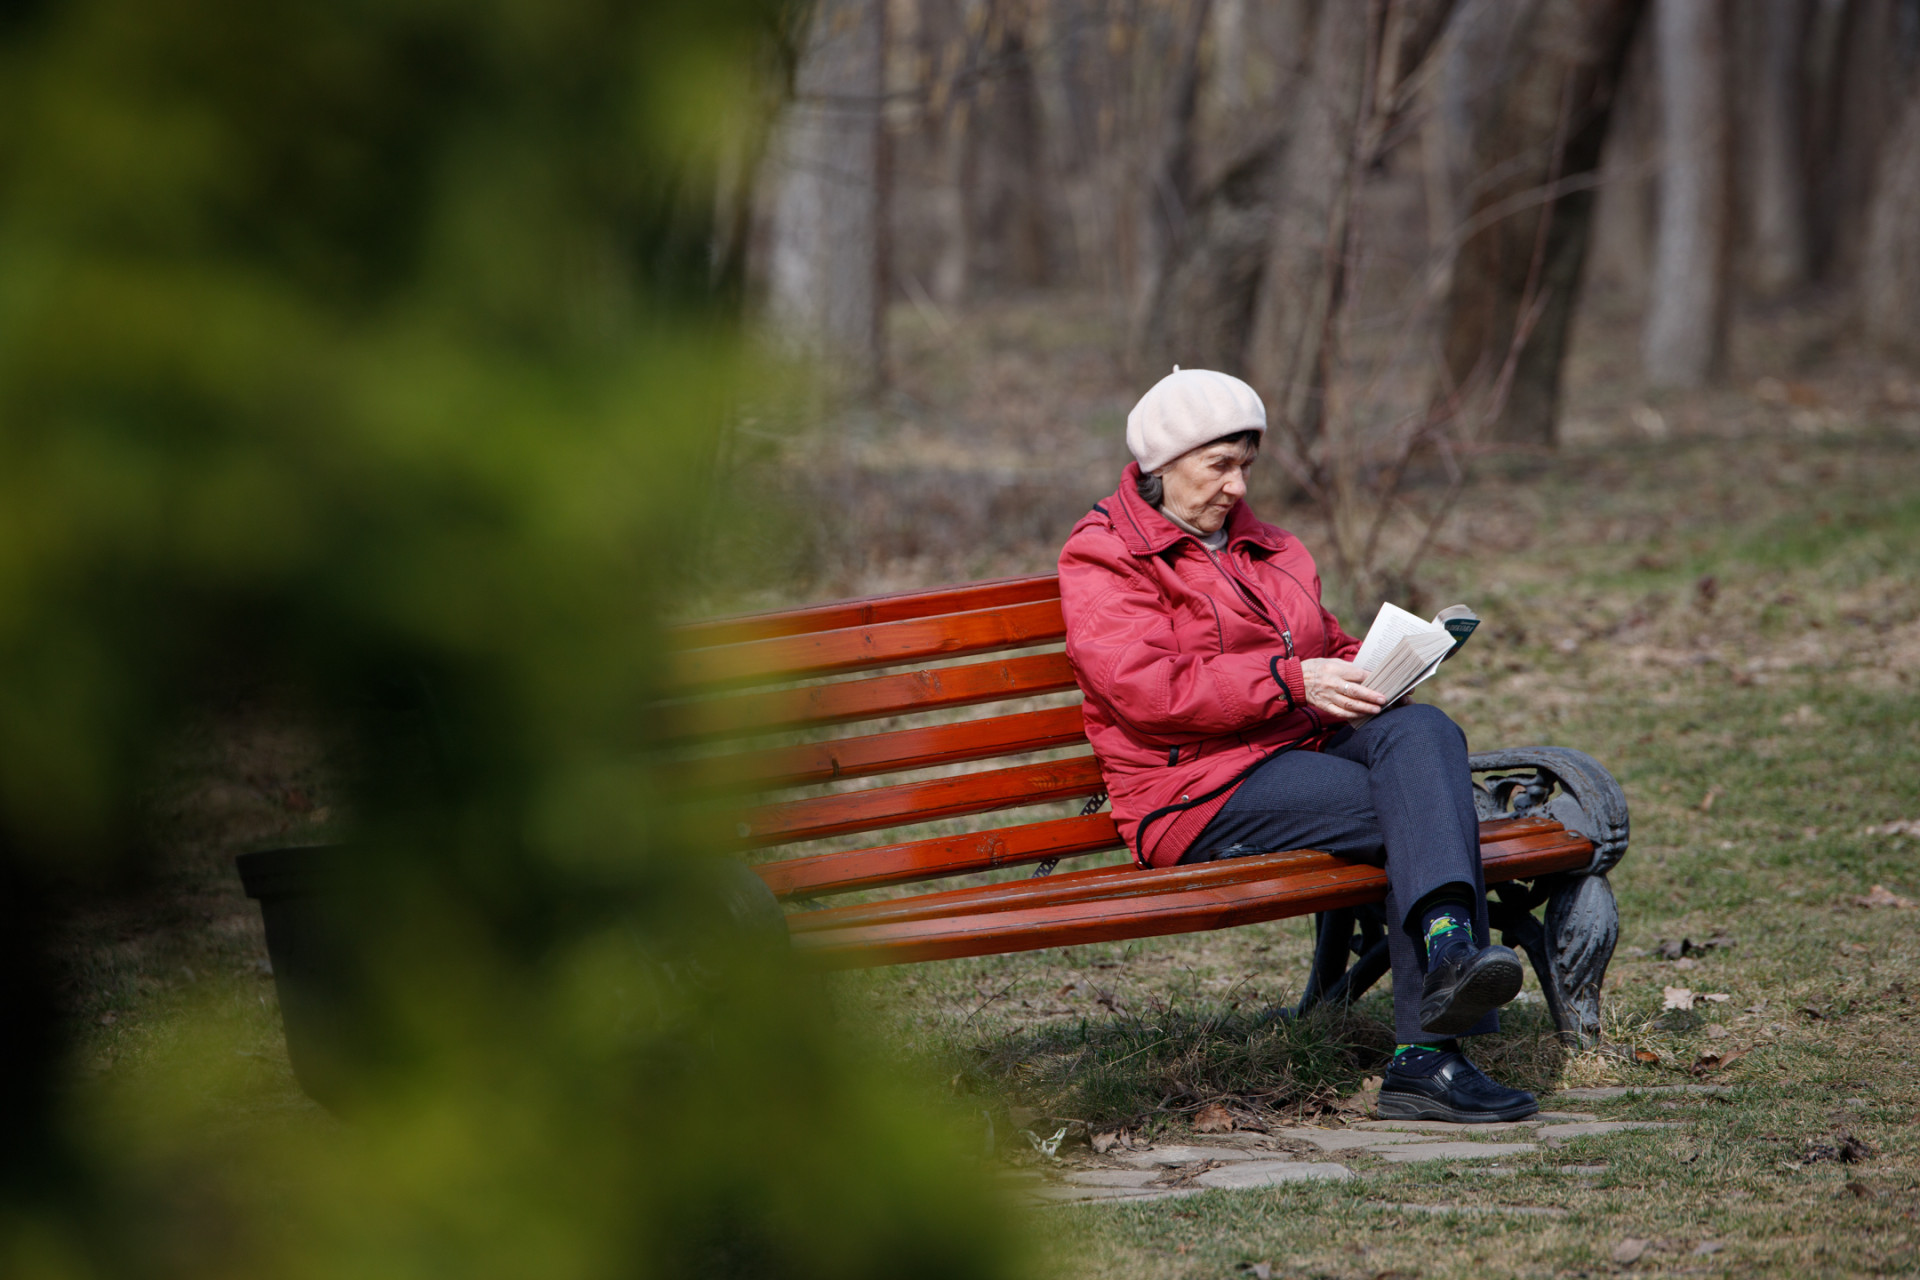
[1301,658,1388,721]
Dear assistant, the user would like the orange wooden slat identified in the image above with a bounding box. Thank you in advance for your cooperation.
[785,817,1571,931]
[789,832,1593,968]
[667,652,1080,741]
[739,755,1104,848]
[671,598,1065,690]
[673,575,1060,647]
[755,813,1123,898]
[711,705,1088,790]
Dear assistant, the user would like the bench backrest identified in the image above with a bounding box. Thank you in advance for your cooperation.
[668,574,1116,899]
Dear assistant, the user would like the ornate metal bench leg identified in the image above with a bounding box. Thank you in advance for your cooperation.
[1490,875,1618,1046]
[1543,872,1618,1045]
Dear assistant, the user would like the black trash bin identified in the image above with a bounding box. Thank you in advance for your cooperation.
[236,844,391,1113]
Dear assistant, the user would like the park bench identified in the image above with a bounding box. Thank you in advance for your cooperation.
[669,574,1629,1044]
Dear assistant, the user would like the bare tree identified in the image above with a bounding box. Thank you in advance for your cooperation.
[1864,82,1920,357]
[1804,0,1918,284]
[1642,0,1730,389]
[1141,0,1456,409]
[1738,0,1812,296]
[1128,0,1213,360]
[763,0,889,393]
[1437,0,1646,445]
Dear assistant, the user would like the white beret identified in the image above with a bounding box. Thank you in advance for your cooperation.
[1124,366,1267,474]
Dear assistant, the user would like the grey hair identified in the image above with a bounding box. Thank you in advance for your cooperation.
[1136,429,1260,508]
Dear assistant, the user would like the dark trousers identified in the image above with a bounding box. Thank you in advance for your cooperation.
[1180,703,1493,1043]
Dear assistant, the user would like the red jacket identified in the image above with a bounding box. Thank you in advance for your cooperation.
[1059,464,1362,867]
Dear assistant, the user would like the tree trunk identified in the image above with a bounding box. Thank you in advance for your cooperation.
[1804,0,1916,284]
[1642,0,1730,390]
[1438,0,1647,445]
[1863,84,1920,358]
[1141,0,1455,424]
[1244,0,1381,437]
[763,0,888,393]
[1738,0,1811,297]
[1129,0,1213,363]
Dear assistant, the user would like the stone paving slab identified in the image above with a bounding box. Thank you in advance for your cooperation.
[1534,1120,1683,1139]
[1030,1183,1198,1205]
[1373,1141,1540,1163]
[1192,1160,1355,1189]
[1272,1127,1459,1152]
[1554,1084,1733,1100]
[1062,1169,1166,1189]
[1112,1144,1275,1167]
[1350,1119,1541,1135]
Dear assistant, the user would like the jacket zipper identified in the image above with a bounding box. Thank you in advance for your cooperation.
[1202,545,1294,657]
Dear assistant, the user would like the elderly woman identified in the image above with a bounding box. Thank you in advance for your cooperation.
[1058,368,1534,1123]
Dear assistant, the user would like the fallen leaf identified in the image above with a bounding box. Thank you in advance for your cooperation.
[1692,1241,1724,1257]
[1799,1004,1826,1020]
[1612,1238,1651,1264]
[1663,986,1696,1011]
[1673,956,1699,971]
[1706,1024,1729,1040]
[1691,1047,1746,1076]
[1634,1048,1660,1064]
[1235,1264,1272,1280]
[1656,937,1691,960]
[1862,819,1920,838]
[1852,884,1916,909]
[1699,933,1736,950]
[1702,992,1731,1003]
[1193,1103,1235,1134]
[1091,1130,1124,1155]
[1839,941,1869,955]
[1699,787,1720,813]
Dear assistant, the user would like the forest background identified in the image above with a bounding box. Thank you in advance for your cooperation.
[3,0,1919,1278]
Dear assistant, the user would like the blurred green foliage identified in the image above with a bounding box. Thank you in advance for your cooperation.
[0,1,1029,1275]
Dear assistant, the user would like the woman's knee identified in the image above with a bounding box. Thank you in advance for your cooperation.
[1380,701,1467,749]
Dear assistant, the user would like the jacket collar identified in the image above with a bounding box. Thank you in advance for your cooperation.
[1109,462,1289,557]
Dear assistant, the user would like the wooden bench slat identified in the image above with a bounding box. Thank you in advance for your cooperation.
[789,831,1594,968]
[672,598,1066,690]
[755,812,1123,898]
[740,755,1104,848]
[712,705,1089,789]
[674,575,1060,648]
[668,652,1080,741]
[785,816,1573,930]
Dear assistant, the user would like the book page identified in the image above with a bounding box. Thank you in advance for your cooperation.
[1352,631,1454,726]
[1352,601,1441,674]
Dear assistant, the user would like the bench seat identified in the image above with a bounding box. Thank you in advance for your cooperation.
[670,574,1627,1042]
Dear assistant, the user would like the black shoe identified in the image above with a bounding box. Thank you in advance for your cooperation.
[1377,1051,1539,1123]
[1418,942,1524,1036]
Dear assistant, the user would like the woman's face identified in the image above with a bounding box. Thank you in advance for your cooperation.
[1157,438,1258,535]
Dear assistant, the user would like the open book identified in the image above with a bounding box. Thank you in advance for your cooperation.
[1347,602,1480,725]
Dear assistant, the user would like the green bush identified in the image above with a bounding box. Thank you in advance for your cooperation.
[0,2,1028,1275]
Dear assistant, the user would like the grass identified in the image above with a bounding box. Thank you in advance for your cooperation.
[54,294,1920,1276]
[815,302,1920,1276]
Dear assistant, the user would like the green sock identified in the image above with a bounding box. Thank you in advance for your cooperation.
[1393,1042,1444,1060]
